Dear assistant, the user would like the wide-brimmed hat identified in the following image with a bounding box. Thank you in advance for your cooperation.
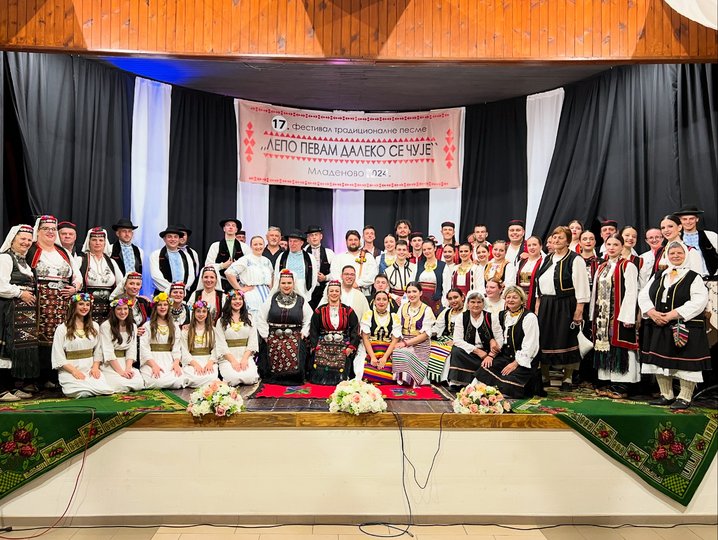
[159,226,183,238]
[174,223,192,237]
[673,204,704,216]
[286,229,306,241]
[111,218,139,231]
[219,218,242,229]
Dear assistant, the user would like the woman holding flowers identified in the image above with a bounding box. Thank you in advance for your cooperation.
[52,293,114,398]
[139,292,185,389]
[181,300,219,388]
[99,296,144,392]
[215,290,260,386]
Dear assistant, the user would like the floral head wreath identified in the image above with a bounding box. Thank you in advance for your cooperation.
[153,291,169,304]
[227,289,244,298]
[192,300,209,310]
[70,292,93,303]
[110,296,135,308]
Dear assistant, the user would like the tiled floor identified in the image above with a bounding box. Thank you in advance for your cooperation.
[1,524,715,540]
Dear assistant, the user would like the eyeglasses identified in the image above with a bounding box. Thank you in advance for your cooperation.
[39,227,57,232]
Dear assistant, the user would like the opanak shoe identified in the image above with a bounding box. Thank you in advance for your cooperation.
[0,391,21,402]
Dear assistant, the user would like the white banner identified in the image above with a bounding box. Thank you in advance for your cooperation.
[238,99,462,190]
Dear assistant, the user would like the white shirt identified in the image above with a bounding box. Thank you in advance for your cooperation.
[330,251,378,289]
[638,268,708,320]
[149,248,196,292]
[537,252,590,303]
[452,311,502,355]
[0,252,33,298]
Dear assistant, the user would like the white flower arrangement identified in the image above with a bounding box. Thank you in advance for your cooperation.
[187,381,244,418]
[328,379,388,415]
[453,382,511,414]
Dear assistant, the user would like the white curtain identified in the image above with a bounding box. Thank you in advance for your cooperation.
[131,78,172,297]
[525,88,564,236]
[665,0,717,29]
[332,190,365,253]
[235,99,270,243]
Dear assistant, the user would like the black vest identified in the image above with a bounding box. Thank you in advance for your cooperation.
[369,310,395,341]
[79,253,117,290]
[268,294,306,326]
[687,231,718,275]
[649,269,701,320]
[277,250,315,290]
[536,251,579,298]
[7,253,34,288]
[498,309,528,361]
[110,242,143,275]
[461,310,493,349]
[215,239,244,279]
[158,247,189,285]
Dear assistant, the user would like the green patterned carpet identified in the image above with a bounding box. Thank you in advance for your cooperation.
[0,390,187,500]
[514,389,718,506]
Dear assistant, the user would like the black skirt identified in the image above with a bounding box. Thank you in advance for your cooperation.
[0,297,39,380]
[537,295,581,367]
[447,347,482,387]
[257,331,307,385]
[641,319,711,372]
[473,354,533,399]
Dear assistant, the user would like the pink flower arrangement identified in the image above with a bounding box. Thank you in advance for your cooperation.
[328,380,387,415]
[187,380,244,418]
[453,383,511,414]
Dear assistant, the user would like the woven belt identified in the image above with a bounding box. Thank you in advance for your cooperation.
[114,349,126,358]
[192,347,211,355]
[150,344,173,352]
[65,348,94,360]
[226,338,249,348]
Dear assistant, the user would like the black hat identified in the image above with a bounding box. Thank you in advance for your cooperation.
[507,219,525,228]
[111,218,139,231]
[673,205,704,216]
[441,221,455,228]
[409,232,424,240]
[174,223,192,237]
[57,221,77,231]
[219,218,242,229]
[159,226,183,238]
[286,229,306,241]
[306,225,323,234]
[600,219,618,229]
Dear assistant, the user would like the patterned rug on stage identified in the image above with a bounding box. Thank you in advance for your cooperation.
[0,390,186,501]
[513,389,718,506]
[250,382,447,400]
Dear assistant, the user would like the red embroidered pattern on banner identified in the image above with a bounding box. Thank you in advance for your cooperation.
[444,129,456,169]
[244,122,256,163]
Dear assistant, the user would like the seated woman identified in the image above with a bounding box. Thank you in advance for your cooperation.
[215,290,260,386]
[255,269,313,385]
[181,300,219,388]
[139,293,185,389]
[392,282,436,386]
[52,293,114,398]
[428,288,465,384]
[99,296,144,393]
[590,234,640,399]
[308,280,360,385]
[473,286,540,398]
[189,266,225,322]
[639,242,710,409]
[447,291,500,388]
[361,291,401,384]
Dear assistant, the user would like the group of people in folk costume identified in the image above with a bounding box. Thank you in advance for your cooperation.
[1,203,714,409]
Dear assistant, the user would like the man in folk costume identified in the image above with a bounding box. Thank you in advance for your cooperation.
[472,223,493,261]
[505,219,528,265]
[304,225,334,309]
[26,215,83,386]
[598,219,618,257]
[435,221,460,264]
[109,218,144,276]
[205,218,248,292]
[274,230,318,301]
[263,226,285,266]
[330,230,379,298]
[150,226,195,297]
[57,221,78,257]
[176,223,201,285]
[674,204,718,277]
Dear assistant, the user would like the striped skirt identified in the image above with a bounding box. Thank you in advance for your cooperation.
[363,340,394,384]
[392,334,432,386]
[428,338,453,383]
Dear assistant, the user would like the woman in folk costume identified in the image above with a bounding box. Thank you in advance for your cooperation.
[255,269,313,385]
[27,216,83,384]
[473,286,541,398]
[535,226,591,392]
[444,243,480,303]
[391,282,436,386]
[377,234,397,274]
[181,300,219,388]
[590,234,640,400]
[415,240,446,316]
[139,292,185,389]
[0,225,38,401]
[361,291,402,384]
[639,242,710,409]
[214,290,260,386]
[649,215,704,278]
[78,227,123,323]
[472,244,490,295]
[308,280,360,385]
[484,240,511,284]
[99,296,144,393]
[447,291,501,388]
[429,288,465,384]
[110,271,151,367]
[511,235,543,313]
[168,281,191,328]
[189,266,225,322]
[483,278,505,316]
[386,240,416,304]
[568,220,584,253]
[225,235,274,317]
[52,293,114,398]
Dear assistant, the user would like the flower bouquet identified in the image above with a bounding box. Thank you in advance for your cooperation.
[453,383,511,414]
[187,381,244,418]
[328,379,388,415]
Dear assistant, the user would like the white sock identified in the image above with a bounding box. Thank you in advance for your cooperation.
[678,380,696,402]
[656,375,675,400]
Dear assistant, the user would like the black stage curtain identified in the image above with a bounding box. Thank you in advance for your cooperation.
[532,65,683,241]
[677,64,717,231]
[268,186,334,248]
[168,86,238,260]
[0,52,4,233]
[363,189,429,240]
[5,53,134,235]
[459,97,528,242]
